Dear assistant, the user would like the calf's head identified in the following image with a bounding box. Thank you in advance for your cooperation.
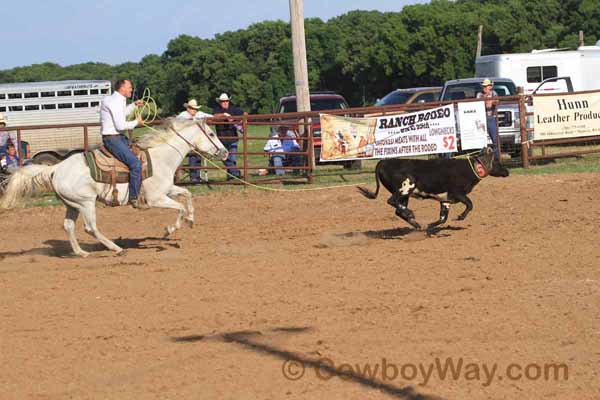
[479,147,510,177]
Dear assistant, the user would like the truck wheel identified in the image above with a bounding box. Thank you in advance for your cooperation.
[33,154,61,166]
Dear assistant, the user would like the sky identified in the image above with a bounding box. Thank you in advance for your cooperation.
[2,0,427,70]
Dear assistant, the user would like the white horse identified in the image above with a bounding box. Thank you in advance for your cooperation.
[0,119,228,257]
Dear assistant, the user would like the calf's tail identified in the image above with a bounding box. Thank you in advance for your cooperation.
[357,160,383,199]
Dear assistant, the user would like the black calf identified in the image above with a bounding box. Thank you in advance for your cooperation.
[358,147,509,232]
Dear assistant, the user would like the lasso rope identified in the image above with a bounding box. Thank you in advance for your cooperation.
[134,88,158,124]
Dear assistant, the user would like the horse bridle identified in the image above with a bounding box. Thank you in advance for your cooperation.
[168,121,222,158]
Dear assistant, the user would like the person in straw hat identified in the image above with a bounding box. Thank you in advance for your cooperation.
[177,99,213,121]
[476,78,501,161]
[177,99,213,183]
[212,93,244,180]
[0,113,18,156]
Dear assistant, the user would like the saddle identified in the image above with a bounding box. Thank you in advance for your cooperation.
[84,145,153,206]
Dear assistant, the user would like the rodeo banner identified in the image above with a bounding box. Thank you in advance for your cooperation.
[533,91,600,140]
[320,105,457,161]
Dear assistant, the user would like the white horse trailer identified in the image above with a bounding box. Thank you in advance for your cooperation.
[475,42,600,95]
[0,80,111,164]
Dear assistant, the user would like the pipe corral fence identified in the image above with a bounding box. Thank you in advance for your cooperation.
[2,92,600,182]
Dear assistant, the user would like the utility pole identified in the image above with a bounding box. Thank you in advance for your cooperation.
[289,0,311,113]
[579,30,585,47]
[289,0,314,172]
[476,25,483,58]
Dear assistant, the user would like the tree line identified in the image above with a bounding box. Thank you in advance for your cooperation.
[1,0,598,115]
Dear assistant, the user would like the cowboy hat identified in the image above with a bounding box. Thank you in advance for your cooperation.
[0,113,6,124]
[481,78,493,87]
[217,93,231,102]
[183,99,201,110]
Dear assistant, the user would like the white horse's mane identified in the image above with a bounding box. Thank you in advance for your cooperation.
[136,118,203,149]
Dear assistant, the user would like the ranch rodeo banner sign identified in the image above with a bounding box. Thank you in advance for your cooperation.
[320,105,458,161]
[533,91,600,140]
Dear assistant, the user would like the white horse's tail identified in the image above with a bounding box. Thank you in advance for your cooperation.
[0,164,58,209]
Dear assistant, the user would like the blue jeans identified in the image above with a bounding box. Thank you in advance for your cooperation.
[103,135,142,200]
[188,154,202,182]
[487,116,501,161]
[223,141,240,179]
[271,154,285,175]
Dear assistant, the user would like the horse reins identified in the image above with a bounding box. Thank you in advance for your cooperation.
[168,122,221,158]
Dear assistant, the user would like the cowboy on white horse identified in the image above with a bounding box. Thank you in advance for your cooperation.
[100,79,146,209]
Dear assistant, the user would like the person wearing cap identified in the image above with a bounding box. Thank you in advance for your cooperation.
[212,93,244,180]
[177,99,213,183]
[476,78,501,161]
[100,79,146,209]
[0,113,18,156]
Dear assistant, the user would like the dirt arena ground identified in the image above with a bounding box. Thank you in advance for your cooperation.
[1,173,599,400]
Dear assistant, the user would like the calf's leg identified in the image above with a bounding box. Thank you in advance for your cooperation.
[451,193,473,221]
[395,196,422,230]
[427,201,451,232]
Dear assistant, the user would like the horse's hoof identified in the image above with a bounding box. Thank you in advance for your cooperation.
[164,227,173,238]
[116,249,127,257]
[186,219,194,228]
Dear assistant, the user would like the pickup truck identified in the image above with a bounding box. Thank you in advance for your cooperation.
[440,77,521,156]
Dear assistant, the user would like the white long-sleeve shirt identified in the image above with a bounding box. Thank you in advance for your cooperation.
[100,91,137,136]
[176,110,213,120]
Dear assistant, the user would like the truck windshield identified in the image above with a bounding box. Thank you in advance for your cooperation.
[443,82,516,100]
[375,91,413,106]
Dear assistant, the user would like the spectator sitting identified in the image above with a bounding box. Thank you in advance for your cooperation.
[177,99,213,183]
[264,125,303,175]
[1,144,20,172]
[264,129,285,176]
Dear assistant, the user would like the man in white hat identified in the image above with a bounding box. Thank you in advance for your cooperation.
[177,99,213,183]
[476,78,501,161]
[0,113,18,156]
[212,93,244,180]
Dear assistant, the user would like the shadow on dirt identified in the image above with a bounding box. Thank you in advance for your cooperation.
[171,326,444,400]
[0,236,181,259]
[360,225,465,240]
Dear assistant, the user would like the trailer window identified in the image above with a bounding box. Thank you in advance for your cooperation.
[42,104,57,110]
[527,67,542,83]
[74,89,88,96]
[25,105,40,111]
[0,106,6,112]
[58,90,72,97]
[90,89,99,95]
[100,88,109,94]
[9,105,23,111]
[0,94,5,100]
[8,93,23,99]
[41,91,55,97]
[527,65,558,83]
[74,102,88,108]
[90,101,100,107]
[58,103,73,109]
[542,66,557,80]
[25,92,39,98]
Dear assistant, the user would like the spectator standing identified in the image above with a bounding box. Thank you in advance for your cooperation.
[476,78,501,161]
[212,93,243,180]
[177,99,213,183]
[0,113,17,156]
